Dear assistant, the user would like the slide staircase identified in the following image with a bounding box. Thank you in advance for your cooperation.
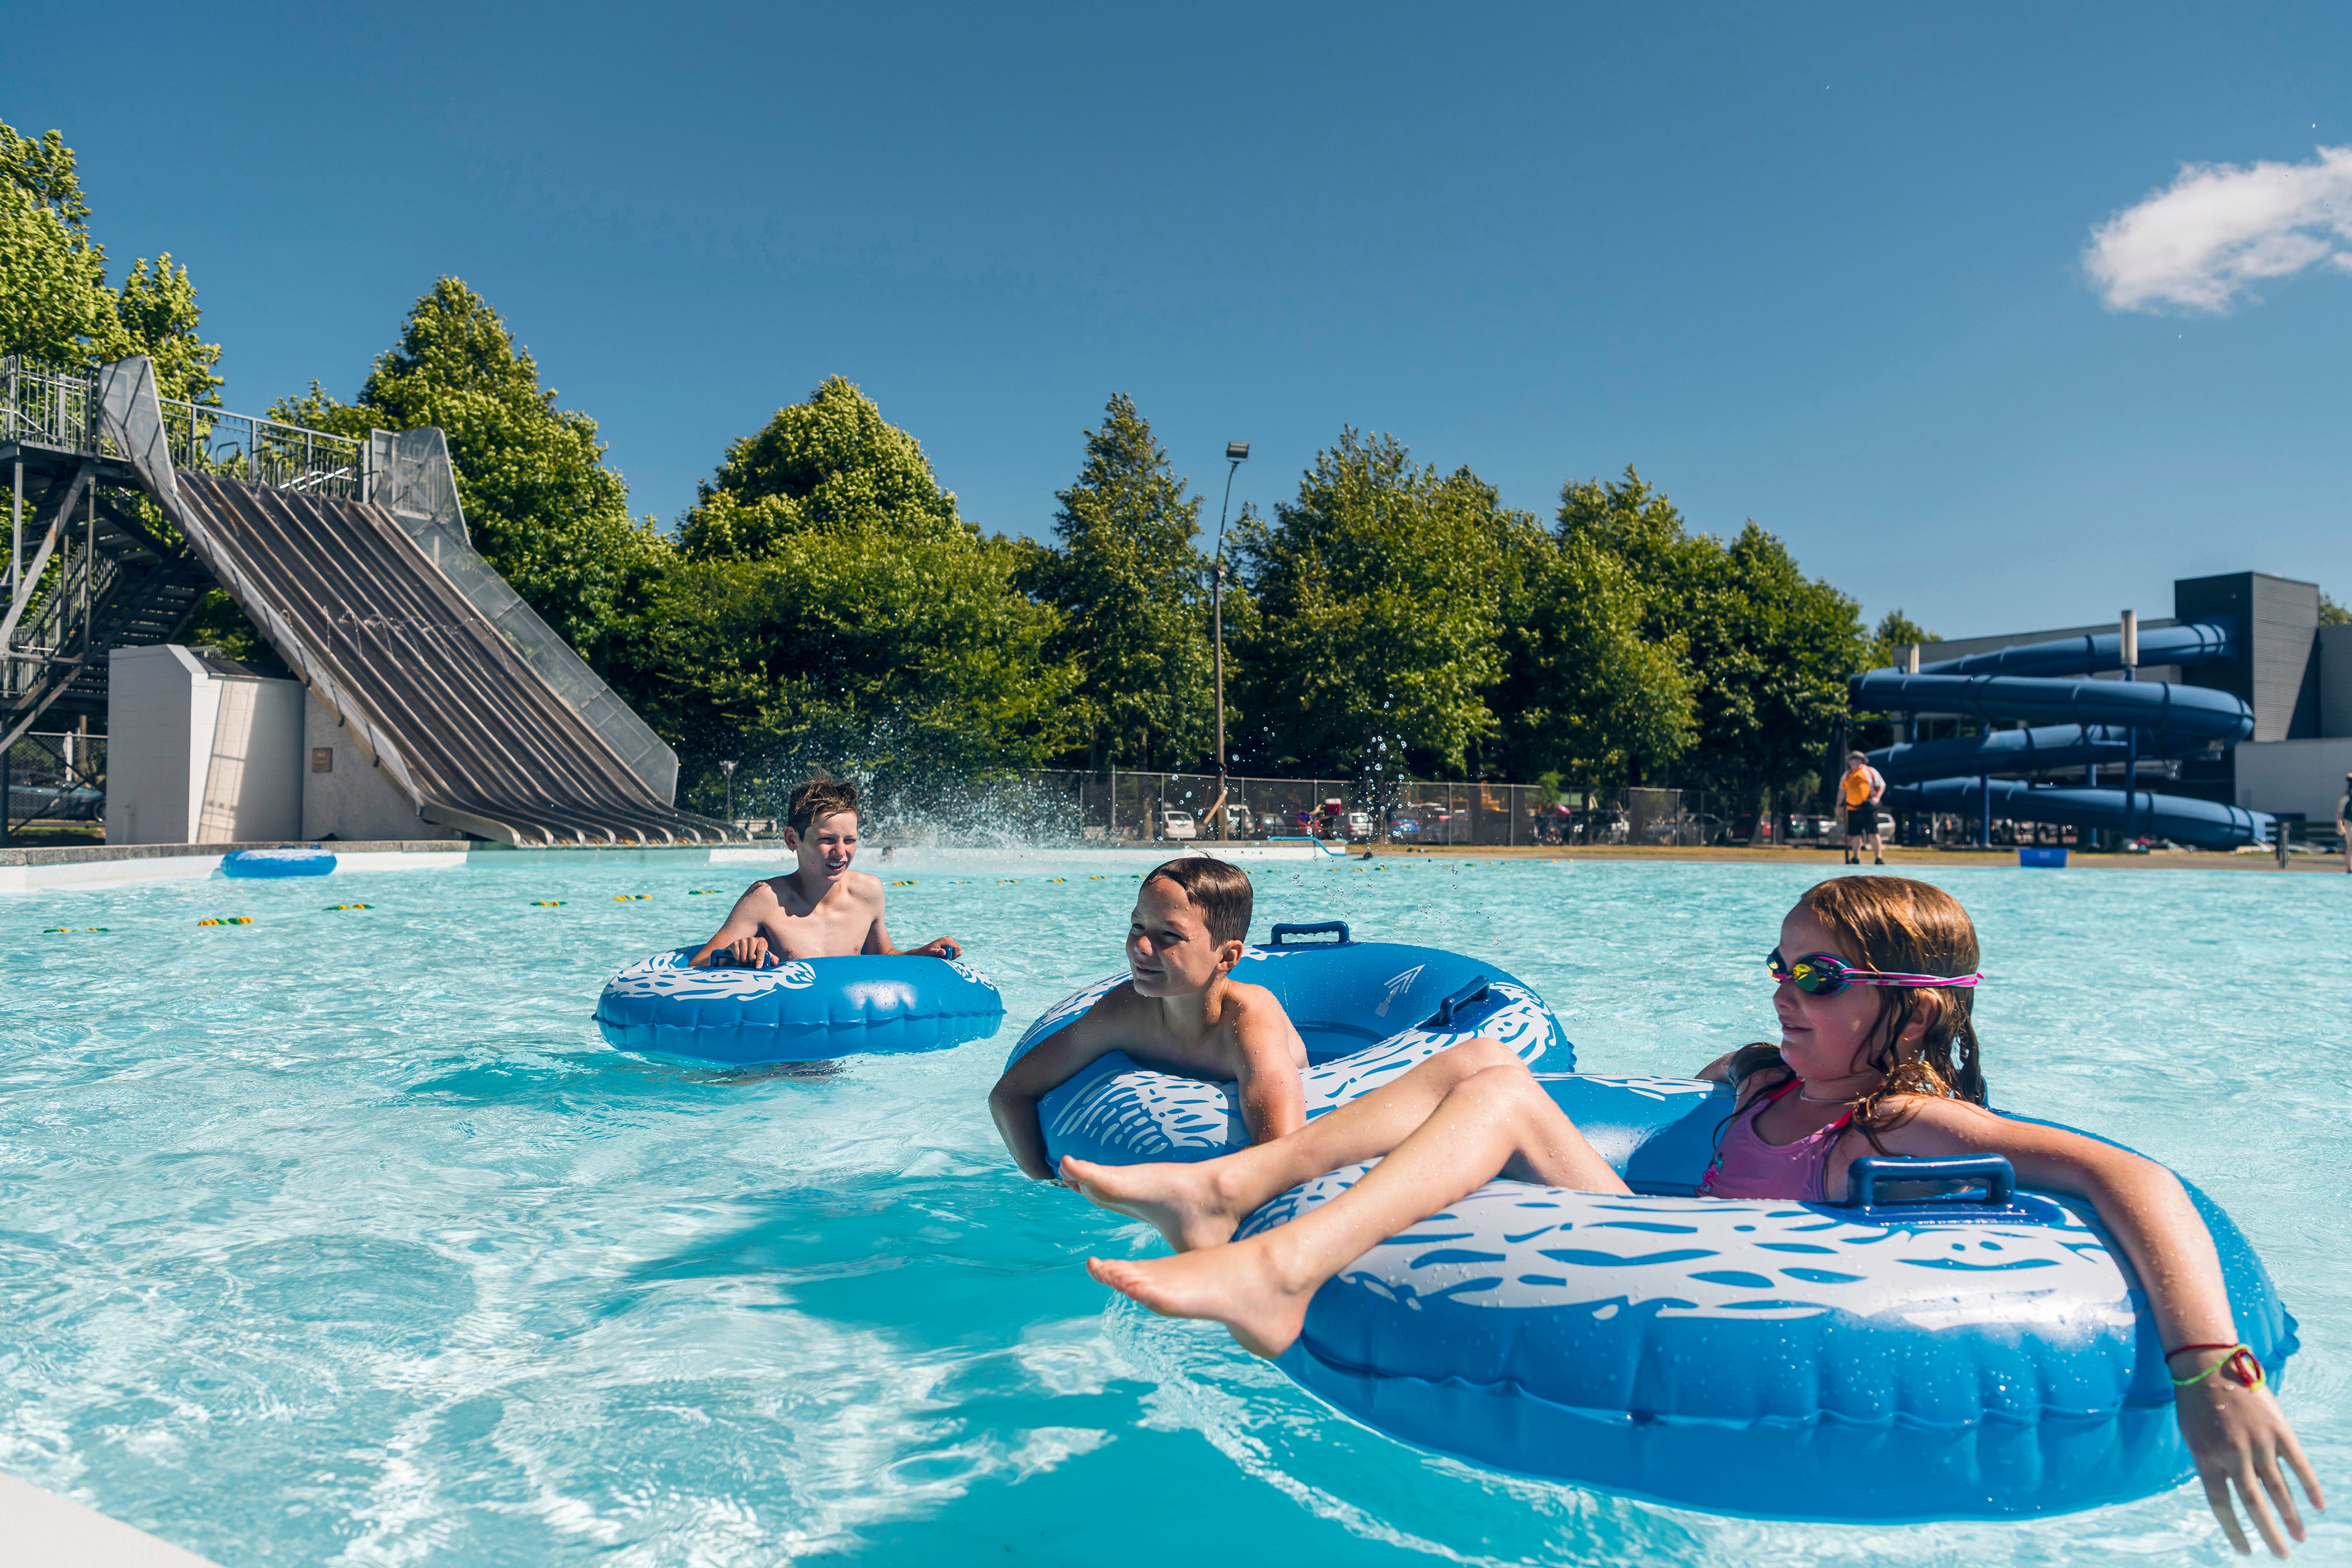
[1852,623,2273,850]
[3,356,734,847]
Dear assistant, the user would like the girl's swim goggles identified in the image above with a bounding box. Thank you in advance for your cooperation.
[1768,949,1983,995]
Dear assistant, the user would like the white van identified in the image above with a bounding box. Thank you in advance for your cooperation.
[1158,809,1198,841]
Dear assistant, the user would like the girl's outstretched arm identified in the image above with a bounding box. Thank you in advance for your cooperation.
[1873,1103,2325,1557]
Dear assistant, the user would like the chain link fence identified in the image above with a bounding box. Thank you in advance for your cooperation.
[5,730,106,830]
[1018,771,1776,848]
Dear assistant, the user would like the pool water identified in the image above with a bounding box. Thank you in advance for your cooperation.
[1,854,2346,1566]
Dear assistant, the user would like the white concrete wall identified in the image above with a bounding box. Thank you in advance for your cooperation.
[195,673,303,842]
[2233,738,2352,821]
[106,645,209,844]
[302,693,463,842]
[105,644,302,844]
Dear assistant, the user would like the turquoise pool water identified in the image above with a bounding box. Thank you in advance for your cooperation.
[2,854,2346,1566]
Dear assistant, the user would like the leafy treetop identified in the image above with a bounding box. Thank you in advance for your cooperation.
[0,118,220,403]
[678,376,966,559]
[271,277,663,663]
[1021,393,1215,770]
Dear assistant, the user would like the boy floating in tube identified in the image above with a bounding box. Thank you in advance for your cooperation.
[690,778,963,967]
[989,858,1308,1180]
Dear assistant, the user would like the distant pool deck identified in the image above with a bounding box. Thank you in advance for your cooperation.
[2,835,2341,895]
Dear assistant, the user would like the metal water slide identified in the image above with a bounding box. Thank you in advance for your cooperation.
[86,357,737,847]
[1852,621,2274,849]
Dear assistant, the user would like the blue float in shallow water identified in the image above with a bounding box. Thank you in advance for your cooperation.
[596,950,1005,1063]
[1023,933,2296,1522]
[219,847,337,878]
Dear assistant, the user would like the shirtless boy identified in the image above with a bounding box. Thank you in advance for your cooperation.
[689,778,961,968]
[989,858,1307,1182]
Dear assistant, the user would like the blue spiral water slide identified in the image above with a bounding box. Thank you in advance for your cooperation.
[1852,621,2275,848]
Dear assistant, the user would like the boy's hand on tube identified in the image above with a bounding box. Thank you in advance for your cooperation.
[722,935,772,968]
[911,937,963,959]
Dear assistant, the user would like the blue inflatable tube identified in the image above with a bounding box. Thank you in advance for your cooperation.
[220,847,336,878]
[1033,951,2297,1520]
[1244,1076,2296,1521]
[1008,922,1575,1163]
[596,950,1005,1062]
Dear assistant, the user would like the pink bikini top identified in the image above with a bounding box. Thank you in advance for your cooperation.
[1700,1078,1850,1203]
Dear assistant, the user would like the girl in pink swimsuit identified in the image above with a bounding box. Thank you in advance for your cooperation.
[1067,876,2326,1556]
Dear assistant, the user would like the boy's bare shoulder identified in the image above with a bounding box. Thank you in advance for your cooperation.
[1220,977,1291,1017]
[844,869,885,900]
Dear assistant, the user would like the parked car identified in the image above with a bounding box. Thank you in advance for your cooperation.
[1387,811,1421,838]
[1342,810,1374,841]
[1158,808,1197,841]
[1221,803,1252,838]
[1255,811,1290,837]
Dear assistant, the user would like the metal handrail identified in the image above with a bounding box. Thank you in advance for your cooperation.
[2,356,366,497]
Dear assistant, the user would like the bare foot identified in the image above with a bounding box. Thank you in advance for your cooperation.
[1060,1156,1244,1252]
[1086,1241,1313,1358]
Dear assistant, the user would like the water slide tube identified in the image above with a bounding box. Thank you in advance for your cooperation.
[1017,952,2297,1520]
[1852,621,2274,849]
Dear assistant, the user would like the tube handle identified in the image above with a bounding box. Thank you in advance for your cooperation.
[1269,921,1351,947]
[1424,975,1493,1029]
[1844,1155,2014,1208]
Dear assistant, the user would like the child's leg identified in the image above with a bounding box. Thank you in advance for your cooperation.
[1067,1037,1556,1249]
[1087,1062,1626,1356]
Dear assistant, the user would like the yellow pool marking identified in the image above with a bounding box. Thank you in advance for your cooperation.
[325,904,373,911]
[614,894,652,901]
[530,900,565,907]
[687,888,724,895]
[196,917,253,927]
[42,927,108,934]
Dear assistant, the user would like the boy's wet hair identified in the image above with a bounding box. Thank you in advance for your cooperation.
[787,778,859,834]
[1143,857,1252,946]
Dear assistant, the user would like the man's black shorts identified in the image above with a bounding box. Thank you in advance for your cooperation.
[1846,804,1878,837]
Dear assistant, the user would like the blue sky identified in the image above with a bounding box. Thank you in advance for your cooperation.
[10,2,2351,636]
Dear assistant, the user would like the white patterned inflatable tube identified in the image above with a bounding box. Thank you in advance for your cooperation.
[596,949,1004,1063]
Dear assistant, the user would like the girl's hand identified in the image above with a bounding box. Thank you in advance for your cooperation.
[2176,1370,2326,1556]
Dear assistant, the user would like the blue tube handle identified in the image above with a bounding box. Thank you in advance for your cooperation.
[1425,975,1492,1029]
[1845,1155,2014,1208]
[1269,921,1351,947]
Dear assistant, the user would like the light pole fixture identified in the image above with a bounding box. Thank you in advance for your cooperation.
[1213,442,1248,842]
[719,759,739,830]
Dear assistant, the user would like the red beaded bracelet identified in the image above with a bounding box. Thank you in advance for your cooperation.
[2163,1342,2266,1389]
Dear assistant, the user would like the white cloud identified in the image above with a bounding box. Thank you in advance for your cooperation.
[2084,145,2352,313]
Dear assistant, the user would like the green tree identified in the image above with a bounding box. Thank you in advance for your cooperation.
[1559,467,1863,818]
[272,278,666,666]
[676,374,963,556]
[647,377,1081,778]
[1869,608,1939,669]
[1021,394,1215,769]
[1496,529,1696,788]
[1,120,220,402]
[1232,430,1524,775]
[2320,592,2350,627]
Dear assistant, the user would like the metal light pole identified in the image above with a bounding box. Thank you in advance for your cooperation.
[1212,441,1248,842]
[719,759,738,830]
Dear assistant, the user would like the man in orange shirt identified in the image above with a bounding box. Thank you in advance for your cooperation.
[1840,750,1886,867]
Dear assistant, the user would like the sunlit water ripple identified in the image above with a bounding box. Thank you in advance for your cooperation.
[1,853,2346,1564]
